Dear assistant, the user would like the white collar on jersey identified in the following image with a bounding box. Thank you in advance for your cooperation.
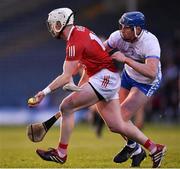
[67,25,75,41]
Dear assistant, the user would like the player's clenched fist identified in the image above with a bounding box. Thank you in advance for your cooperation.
[111,51,126,63]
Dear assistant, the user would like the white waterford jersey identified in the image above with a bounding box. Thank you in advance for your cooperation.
[107,30,162,84]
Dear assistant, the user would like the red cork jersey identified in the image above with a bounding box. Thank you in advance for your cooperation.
[65,26,117,77]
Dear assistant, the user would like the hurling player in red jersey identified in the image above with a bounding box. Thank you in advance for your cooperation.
[29,8,165,167]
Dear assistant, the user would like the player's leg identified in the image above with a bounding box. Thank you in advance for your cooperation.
[117,71,142,154]
[114,87,148,166]
[117,87,166,167]
[59,83,99,142]
[134,105,145,130]
[96,99,148,144]
[95,113,105,137]
[114,85,146,166]
[96,98,166,168]
[115,70,146,166]
[36,82,99,163]
[36,68,120,164]
[131,105,146,167]
[96,99,150,164]
[121,87,149,120]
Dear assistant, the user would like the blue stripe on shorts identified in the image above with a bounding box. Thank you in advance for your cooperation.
[121,70,161,97]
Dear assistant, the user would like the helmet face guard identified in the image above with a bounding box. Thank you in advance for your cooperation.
[46,20,64,38]
[46,21,56,37]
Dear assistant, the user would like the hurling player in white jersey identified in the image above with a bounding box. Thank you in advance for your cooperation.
[104,11,165,167]
[29,8,166,168]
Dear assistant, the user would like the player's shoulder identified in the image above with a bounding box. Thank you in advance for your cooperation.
[72,25,90,39]
[74,25,86,31]
[140,30,160,52]
[73,25,90,35]
[69,25,89,44]
[108,30,121,42]
[109,30,120,38]
[142,30,159,42]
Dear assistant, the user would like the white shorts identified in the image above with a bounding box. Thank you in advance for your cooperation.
[89,69,120,101]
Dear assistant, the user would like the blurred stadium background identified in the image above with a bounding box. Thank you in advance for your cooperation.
[0,0,179,125]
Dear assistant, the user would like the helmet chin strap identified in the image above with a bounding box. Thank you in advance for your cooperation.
[120,31,124,38]
[133,27,144,39]
[59,12,74,34]
[134,27,138,38]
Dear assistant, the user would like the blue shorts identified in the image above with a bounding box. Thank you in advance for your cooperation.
[121,70,161,97]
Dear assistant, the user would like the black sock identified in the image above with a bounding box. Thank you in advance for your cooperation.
[127,139,136,146]
[42,115,57,131]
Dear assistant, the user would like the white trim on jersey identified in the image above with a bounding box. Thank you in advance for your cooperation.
[68,45,75,57]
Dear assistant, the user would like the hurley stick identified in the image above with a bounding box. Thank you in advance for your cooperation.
[27,112,61,142]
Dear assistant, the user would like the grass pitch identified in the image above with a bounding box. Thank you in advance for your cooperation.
[0,123,180,168]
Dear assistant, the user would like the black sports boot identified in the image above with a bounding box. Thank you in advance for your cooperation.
[131,148,147,167]
[113,144,139,163]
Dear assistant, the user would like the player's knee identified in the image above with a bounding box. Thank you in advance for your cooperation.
[59,97,73,114]
[108,123,125,134]
[108,126,118,133]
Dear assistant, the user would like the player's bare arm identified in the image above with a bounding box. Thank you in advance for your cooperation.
[48,60,79,91]
[112,51,159,79]
[30,60,79,106]
[63,67,88,92]
[78,68,89,86]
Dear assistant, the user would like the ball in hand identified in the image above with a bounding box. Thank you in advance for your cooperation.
[28,97,37,105]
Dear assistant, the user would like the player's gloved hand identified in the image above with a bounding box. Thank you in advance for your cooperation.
[63,82,82,92]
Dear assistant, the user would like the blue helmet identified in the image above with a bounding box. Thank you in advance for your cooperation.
[119,11,145,29]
